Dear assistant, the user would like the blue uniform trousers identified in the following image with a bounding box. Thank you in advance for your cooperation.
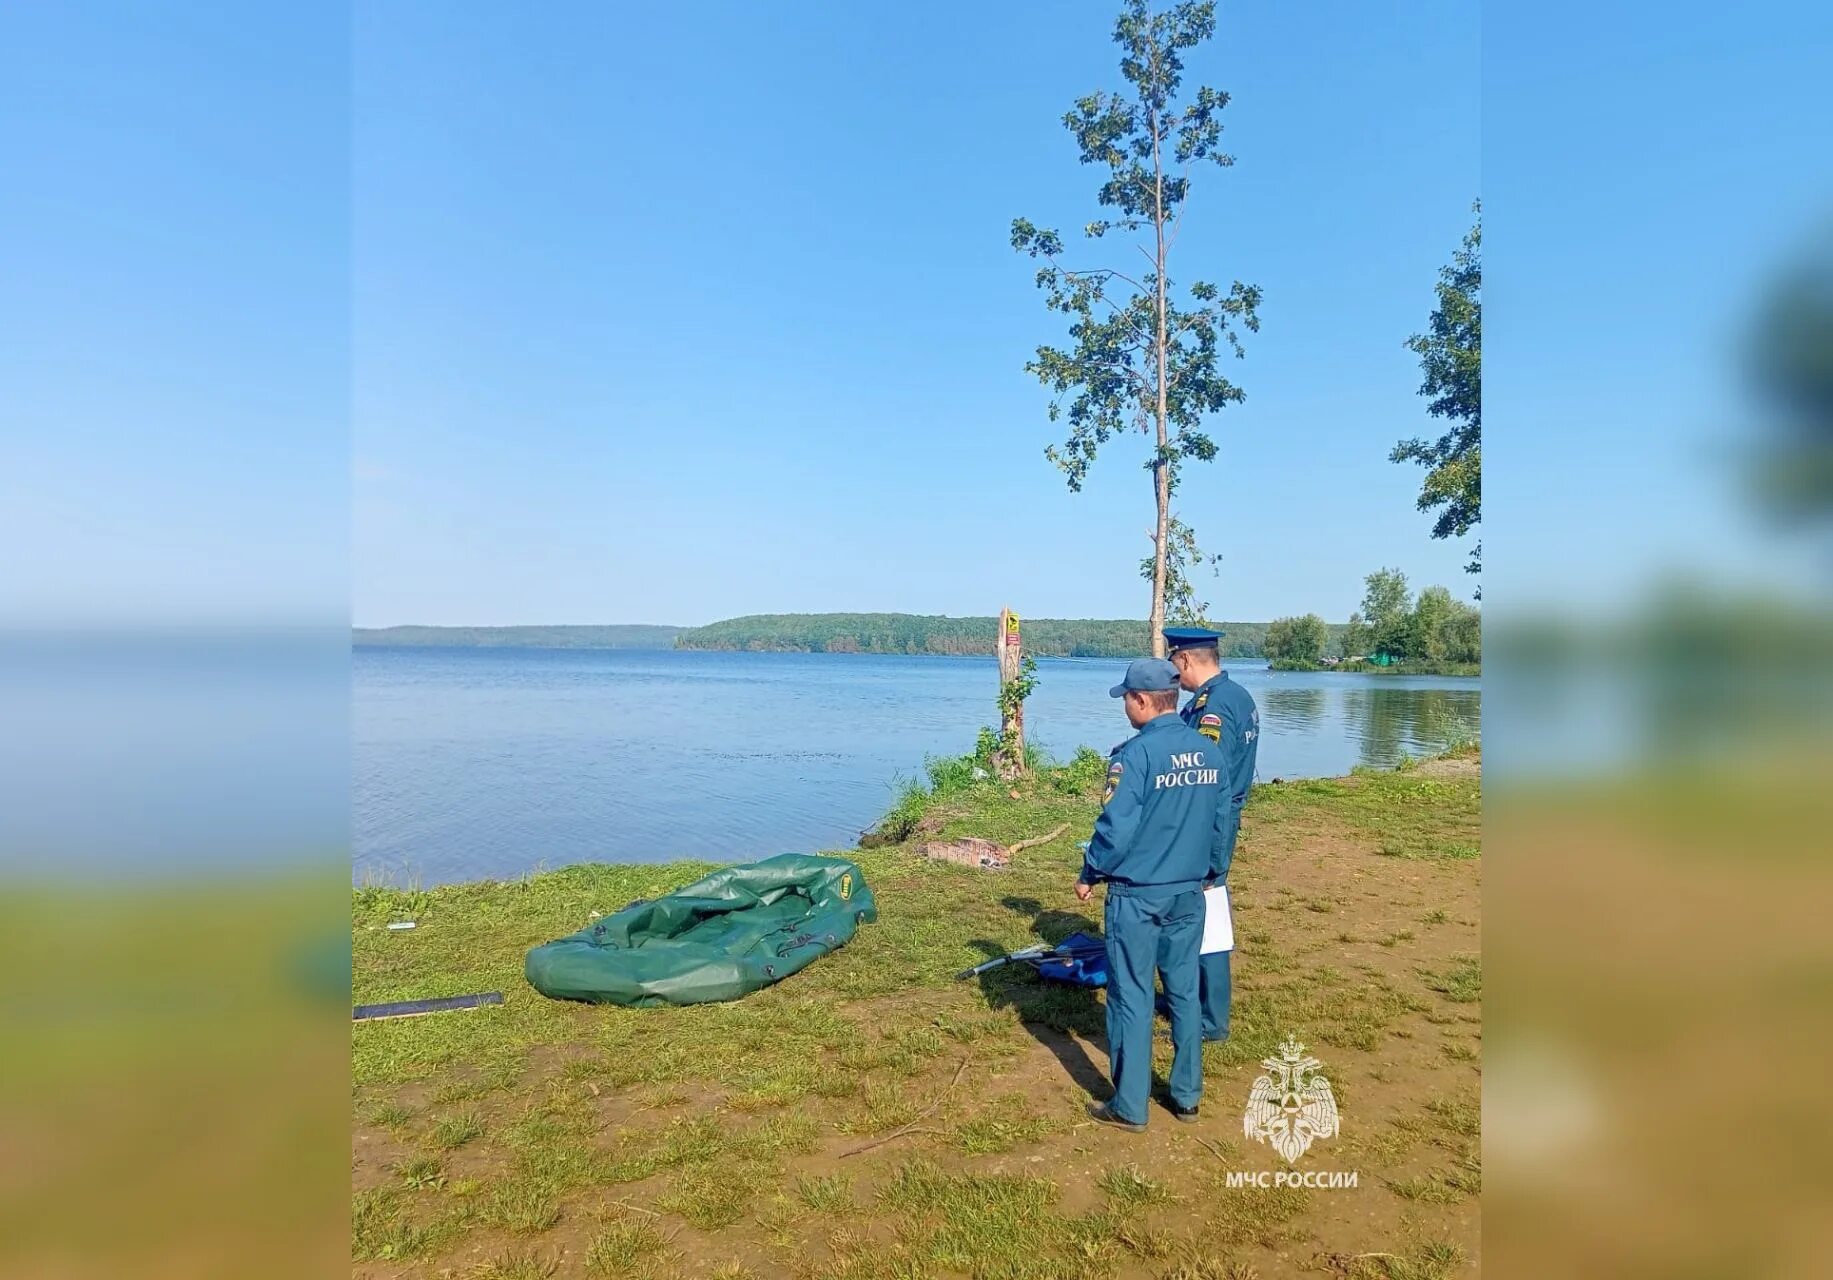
[1103,888,1204,1125]
[1199,807,1241,1040]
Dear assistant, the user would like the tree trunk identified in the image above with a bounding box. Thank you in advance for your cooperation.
[1150,458,1169,657]
[1148,106,1170,660]
[996,607,1025,779]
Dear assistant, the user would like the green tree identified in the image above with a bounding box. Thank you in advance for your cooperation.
[1394,201,1481,583]
[1265,613,1327,667]
[1014,0,1261,656]
[1361,568,1415,660]
[1264,616,1295,663]
[1339,612,1371,660]
[1441,602,1481,665]
[1411,584,1457,663]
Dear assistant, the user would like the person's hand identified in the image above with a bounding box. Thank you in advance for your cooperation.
[1075,881,1093,902]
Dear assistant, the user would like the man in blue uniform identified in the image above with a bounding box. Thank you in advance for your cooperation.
[1163,626,1259,1042]
[1075,657,1231,1131]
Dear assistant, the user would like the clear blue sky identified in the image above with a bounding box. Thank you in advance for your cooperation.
[1486,0,1832,610]
[11,3,1822,631]
[351,0,1481,626]
[2,4,348,627]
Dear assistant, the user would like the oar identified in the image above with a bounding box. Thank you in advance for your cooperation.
[955,935,1107,981]
[955,944,1052,980]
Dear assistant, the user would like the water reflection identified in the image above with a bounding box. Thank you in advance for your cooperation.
[1261,687,1326,730]
[1340,687,1481,769]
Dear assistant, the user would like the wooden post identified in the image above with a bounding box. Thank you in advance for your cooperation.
[997,607,1025,779]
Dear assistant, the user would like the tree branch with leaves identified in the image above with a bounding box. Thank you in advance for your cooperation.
[1394,201,1482,583]
[1014,0,1259,656]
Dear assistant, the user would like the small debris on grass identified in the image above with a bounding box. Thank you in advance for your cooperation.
[917,823,1070,872]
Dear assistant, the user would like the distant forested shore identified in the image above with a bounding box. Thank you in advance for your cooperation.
[352,614,1320,659]
[353,609,1479,673]
[672,614,1311,658]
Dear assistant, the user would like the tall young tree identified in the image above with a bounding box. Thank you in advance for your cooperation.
[1014,0,1260,656]
[1360,567,1415,660]
[1394,201,1482,582]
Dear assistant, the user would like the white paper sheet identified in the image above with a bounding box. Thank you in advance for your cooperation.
[1200,885,1234,955]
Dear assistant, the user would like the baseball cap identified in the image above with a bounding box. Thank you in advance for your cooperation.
[1108,657,1181,698]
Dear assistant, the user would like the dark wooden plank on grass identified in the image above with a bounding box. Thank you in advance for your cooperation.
[352,992,504,1022]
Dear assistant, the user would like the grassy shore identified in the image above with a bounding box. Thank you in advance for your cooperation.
[353,747,1481,1280]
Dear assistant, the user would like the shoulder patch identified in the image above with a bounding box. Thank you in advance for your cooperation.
[1197,713,1222,743]
[1103,761,1123,804]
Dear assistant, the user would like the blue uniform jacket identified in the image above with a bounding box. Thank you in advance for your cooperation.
[1079,714,1228,896]
[1182,672,1259,809]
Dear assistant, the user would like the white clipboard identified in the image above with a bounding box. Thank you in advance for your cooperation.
[1200,885,1234,955]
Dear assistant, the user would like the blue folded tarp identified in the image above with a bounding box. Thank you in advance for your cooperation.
[1032,931,1109,988]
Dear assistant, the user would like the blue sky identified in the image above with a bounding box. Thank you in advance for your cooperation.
[351,1,1481,626]
[10,3,1824,631]
[2,4,348,626]
[1486,1,1832,609]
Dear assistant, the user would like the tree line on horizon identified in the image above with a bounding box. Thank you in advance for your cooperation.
[672,614,1294,659]
[354,597,1481,669]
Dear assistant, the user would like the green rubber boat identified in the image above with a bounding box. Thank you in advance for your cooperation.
[525,853,877,1006]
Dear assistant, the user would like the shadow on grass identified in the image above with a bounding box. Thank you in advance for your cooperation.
[965,896,1111,1102]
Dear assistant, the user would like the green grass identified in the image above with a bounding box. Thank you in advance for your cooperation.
[1388,1150,1483,1204]
[351,1187,463,1263]
[877,1159,1094,1280]
[872,728,1076,841]
[480,1178,563,1234]
[1420,955,1482,1004]
[795,1172,855,1213]
[1247,761,1480,864]
[429,1107,485,1149]
[467,1250,560,1280]
[395,1154,446,1191]
[1342,1238,1467,1280]
[367,1099,415,1129]
[1441,1039,1479,1063]
[352,744,1481,1277]
[953,1096,1061,1154]
[1096,1163,1171,1208]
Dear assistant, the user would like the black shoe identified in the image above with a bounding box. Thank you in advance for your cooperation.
[1169,1102,1200,1124]
[1086,1102,1147,1132]
[1202,1033,1228,1044]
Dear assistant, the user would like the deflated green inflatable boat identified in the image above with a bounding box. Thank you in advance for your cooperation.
[525,853,877,1006]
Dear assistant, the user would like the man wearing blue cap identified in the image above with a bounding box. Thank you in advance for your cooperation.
[1163,626,1260,1042]
[1074,657,1229,1130]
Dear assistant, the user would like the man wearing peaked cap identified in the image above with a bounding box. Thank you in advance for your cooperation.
[1163,626,1259,1042]
[1074,657,1229,1130]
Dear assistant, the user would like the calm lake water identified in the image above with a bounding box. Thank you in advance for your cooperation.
[354,647,1480,885]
